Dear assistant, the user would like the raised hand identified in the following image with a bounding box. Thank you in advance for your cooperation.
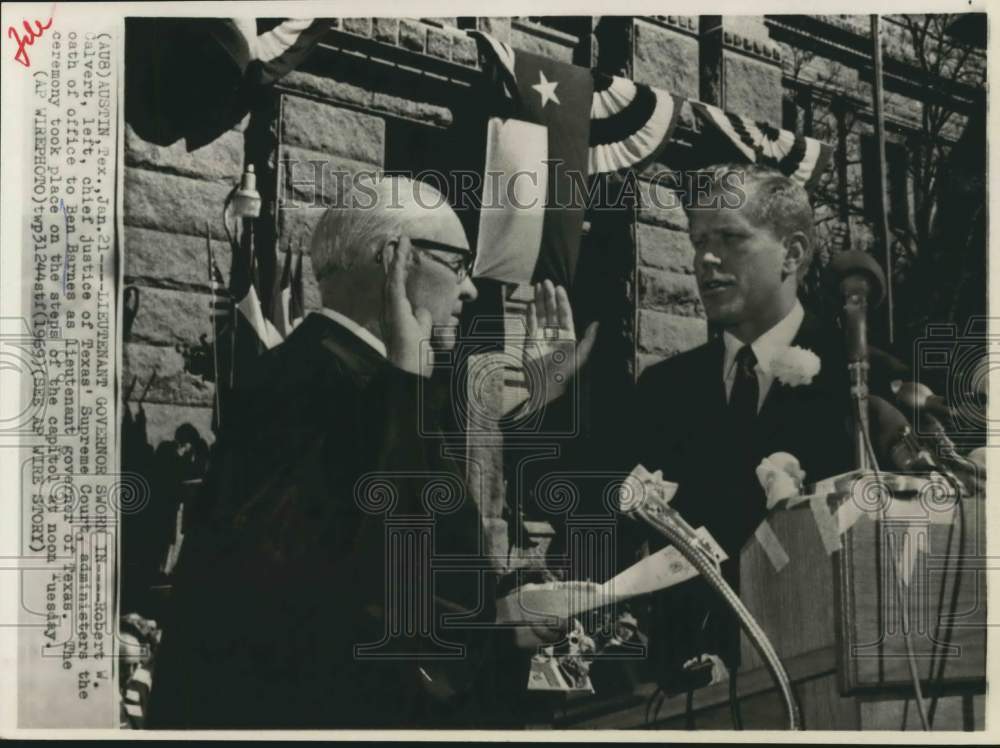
[522,279,598,410]
[382,236,433,378]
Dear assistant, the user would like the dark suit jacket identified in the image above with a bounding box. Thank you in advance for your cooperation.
[524,310,857,680]
[148,314,510,729]
[627,311,855,675]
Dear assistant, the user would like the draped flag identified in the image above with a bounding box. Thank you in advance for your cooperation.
[125,18,334,148]
[289,251,305,329]
[471,32,593,291]
[470,32,684,290]
[270,245,307,337]
[270,247,295,339]
[690,101,833,191]
[230,221,281,358]
[210,216,282,432]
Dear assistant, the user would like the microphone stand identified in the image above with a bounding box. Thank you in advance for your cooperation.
[843,288,874,472]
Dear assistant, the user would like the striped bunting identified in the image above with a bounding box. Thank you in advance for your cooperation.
[690,101,833,191]
[589,73,683,175]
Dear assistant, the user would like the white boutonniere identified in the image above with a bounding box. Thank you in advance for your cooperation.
[771,346,821,387]
[756,452,807,509]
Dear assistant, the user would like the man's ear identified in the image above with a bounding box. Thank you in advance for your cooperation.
[782,232,810,280]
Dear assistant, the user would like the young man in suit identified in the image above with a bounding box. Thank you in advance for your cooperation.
[149,177,535,728]
[527,163,856,689]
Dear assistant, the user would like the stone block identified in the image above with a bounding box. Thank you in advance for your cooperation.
[127,400,215,449]
[638,179,688,231]
[638,309,707,356]
[371,92,453,126]
[125,125,243,183]
[279,144,382,209]
[124,226,232,290]
[372,17,399,44]
[636,223,695,274]
[510,26,574,62]
[477,17,511,44]
[633,19,699,99]
[342,18,373,37]
[399,19,427,52]
[281,97,386,165]
[638,267,703,317]
[123,342,214,407]
[124,169,233,241]
[452,33,478,67]
[426,27,452,60]
[128,285,213,347]
[280,71,372,109]
[723,53,783,124]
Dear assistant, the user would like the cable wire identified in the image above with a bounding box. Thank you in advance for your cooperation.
[632,502,801,730]
[728,670,744,729]
[856,398,930,731]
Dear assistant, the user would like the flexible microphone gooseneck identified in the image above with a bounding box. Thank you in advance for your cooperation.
[626,494,801,730]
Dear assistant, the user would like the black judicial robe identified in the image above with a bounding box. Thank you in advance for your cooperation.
[148,314,513,729]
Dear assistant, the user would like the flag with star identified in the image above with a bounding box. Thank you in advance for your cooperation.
[471,32,594,291]
[470,33,684,292]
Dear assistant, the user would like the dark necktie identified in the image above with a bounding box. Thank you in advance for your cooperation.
[729,345,759,427]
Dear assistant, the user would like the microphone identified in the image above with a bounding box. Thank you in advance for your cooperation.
[825,251,887,361]
[891,379,970,425]
[868,395,936,473]
[825,251,887,471]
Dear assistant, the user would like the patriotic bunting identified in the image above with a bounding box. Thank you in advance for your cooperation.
[690,101,834,191]
[589,73,683,175]
[125,18,334,147]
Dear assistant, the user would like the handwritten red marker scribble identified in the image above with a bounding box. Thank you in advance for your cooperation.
[9,17,53,68]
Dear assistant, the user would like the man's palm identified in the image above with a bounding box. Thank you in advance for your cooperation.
[523,280,598,409]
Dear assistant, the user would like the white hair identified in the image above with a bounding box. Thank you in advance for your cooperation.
[308,176,449,282]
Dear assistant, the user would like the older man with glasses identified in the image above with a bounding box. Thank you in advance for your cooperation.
[149,177,540,729]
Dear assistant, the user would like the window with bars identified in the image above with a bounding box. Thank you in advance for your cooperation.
[861,133,910,232]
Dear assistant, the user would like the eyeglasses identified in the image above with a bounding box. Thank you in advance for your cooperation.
[410,238,473,282]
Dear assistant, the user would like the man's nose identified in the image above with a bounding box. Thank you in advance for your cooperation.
[458,275,478,303]
[696,247,723,270]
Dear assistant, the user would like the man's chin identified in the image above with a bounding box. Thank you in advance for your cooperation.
[430,326,460,352]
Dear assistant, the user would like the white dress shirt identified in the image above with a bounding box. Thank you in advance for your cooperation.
[317,308,387,358]
[722,300,805,412]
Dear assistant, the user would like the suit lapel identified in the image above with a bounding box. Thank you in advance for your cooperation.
[755,311,827,440]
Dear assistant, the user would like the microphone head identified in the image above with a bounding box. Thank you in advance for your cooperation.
[825,251,887,307]
[868,394,911,457]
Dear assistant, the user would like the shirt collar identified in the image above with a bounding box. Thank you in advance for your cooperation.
[318,308,387,358]
[722,300,805,378]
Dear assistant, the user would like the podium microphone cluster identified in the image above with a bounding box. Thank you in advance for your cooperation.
[825,251,887,471]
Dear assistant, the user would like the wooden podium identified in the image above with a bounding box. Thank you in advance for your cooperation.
[556,489,986,730]
[732,491,986,730]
